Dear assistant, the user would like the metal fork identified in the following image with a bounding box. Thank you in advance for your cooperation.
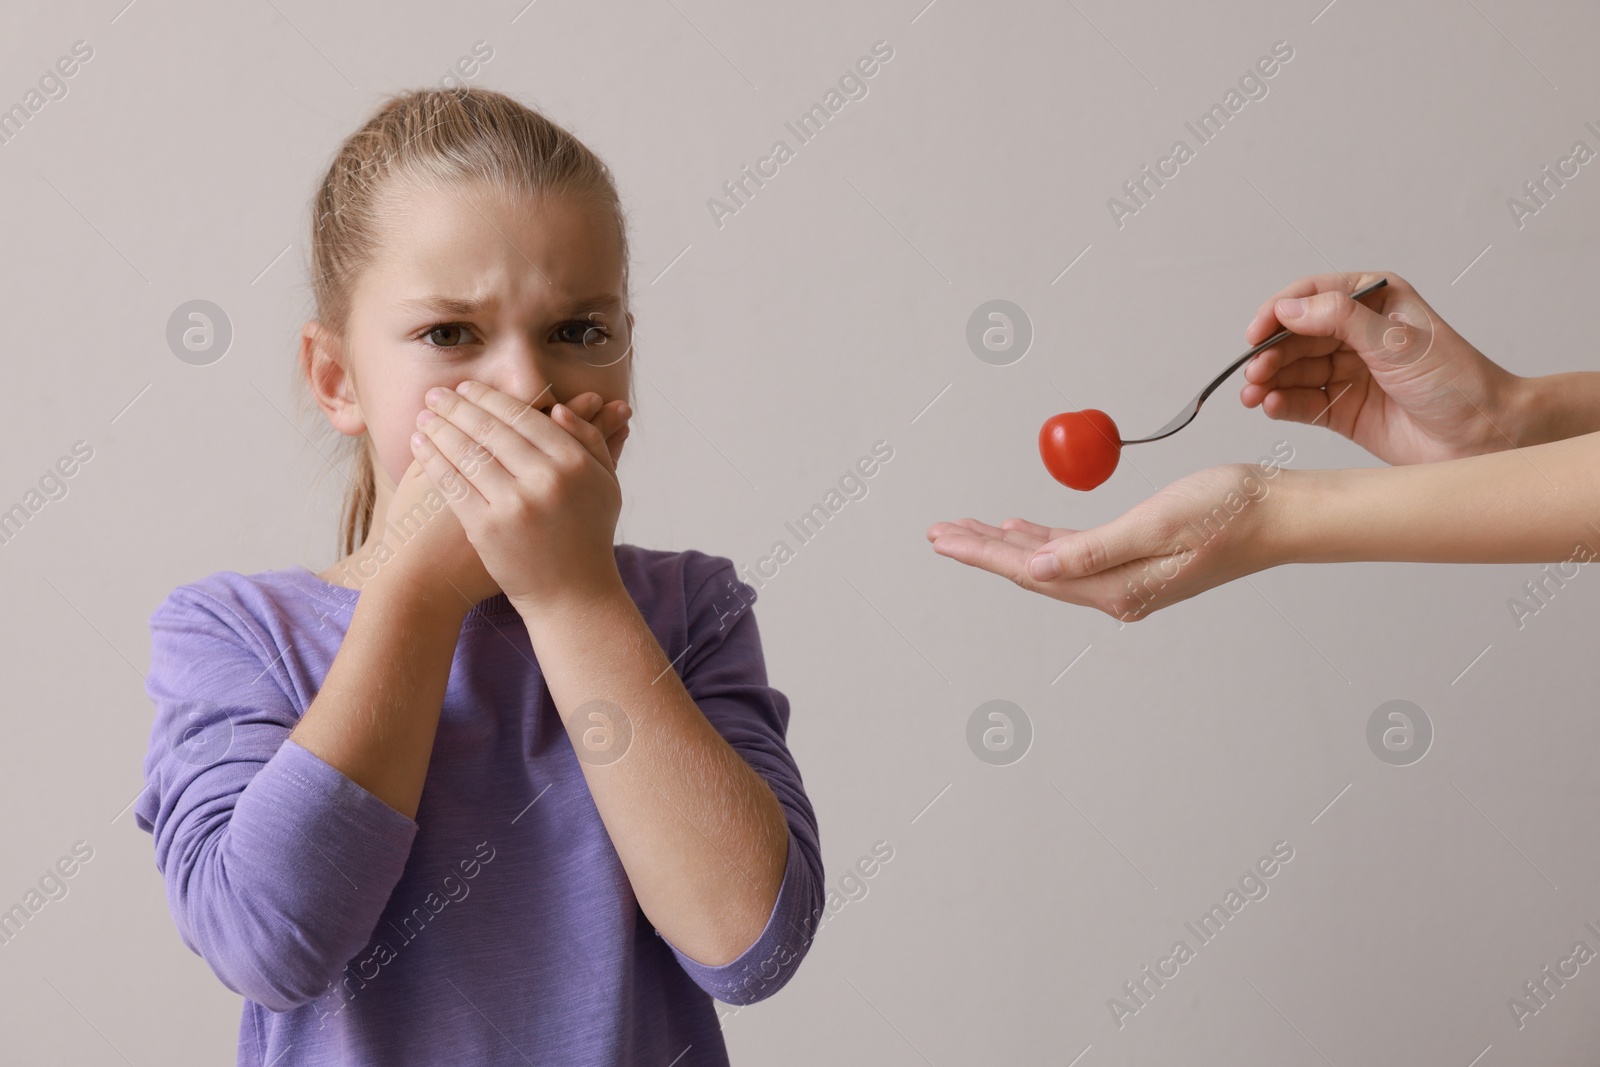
[1120,276,1389,445]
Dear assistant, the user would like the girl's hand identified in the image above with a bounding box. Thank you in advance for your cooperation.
[377,451,501,607]
[1240,271,1521,465]
[378,391,629,607]
[410,382,631,612]
[926,464,1294,621]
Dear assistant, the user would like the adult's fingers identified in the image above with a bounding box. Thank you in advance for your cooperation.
[929,525,1104,608]
[1242,334,1346,386]
[1025,508,1163,582]
[1255,383,1364,428]
[1243,272,1357,345]
[930,517,1051,551]
[997,517,1060,542]
[928,525,1034,582]
[1268,283,1410,373]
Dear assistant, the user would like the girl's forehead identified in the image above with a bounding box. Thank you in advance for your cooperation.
[382,180,616,249]
[371,183,625,303]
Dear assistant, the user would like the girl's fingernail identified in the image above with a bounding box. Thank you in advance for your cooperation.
[552,402,565,418]
[1029,553,1061,580]
[1277,297,1307,319]
[417,409,436,426]
[411,432,427,449]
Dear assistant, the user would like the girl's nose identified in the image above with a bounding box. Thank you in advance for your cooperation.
[490,356,555,412]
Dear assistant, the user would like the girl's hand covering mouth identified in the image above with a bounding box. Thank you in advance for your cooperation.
[410,380,633,612]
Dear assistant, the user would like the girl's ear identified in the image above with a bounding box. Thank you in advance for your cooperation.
[301,321,366,437]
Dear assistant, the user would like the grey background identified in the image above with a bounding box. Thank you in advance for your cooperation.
[2,0,1597,1063]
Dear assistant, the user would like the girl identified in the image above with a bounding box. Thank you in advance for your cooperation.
[136,87,823,1066]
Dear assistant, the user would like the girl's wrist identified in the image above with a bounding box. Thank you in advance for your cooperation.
[511,568,630,628]
[371,558,477,626]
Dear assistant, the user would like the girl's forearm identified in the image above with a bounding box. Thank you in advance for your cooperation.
[1275,429,1600,565]
[519,583,790,968]
[288,575,469,821]
[1508,372,1600,447]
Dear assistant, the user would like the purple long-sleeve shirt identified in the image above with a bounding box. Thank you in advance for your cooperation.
[135,545,823,1066]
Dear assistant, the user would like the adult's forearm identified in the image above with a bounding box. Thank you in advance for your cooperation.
[288,574,469,820]
[1274,429,1600,565]
[1507,372,1600,447]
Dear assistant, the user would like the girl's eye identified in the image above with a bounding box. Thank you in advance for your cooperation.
[553,320,610,347]
[420,323,478,350]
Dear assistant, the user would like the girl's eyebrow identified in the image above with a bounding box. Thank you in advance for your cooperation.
[398,294,492,317]
[566,294,624,316]
[397,293,624,317]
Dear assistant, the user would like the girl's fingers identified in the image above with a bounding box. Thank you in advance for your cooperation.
[455,380,588,463]
[556,392,631,466]
[417,394,527,497]
[603,420,630,466]
[409,430,488,519]
[550,401,617,473]
[565,391,605,422]
[584,395,623,435]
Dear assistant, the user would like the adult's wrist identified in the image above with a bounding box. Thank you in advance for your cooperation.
[1261,466,1329,567]
[1269,464,1425,566]
[1505,372,1600,449]
[1499,372,1546,449]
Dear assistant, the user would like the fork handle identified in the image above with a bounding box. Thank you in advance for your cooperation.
[1121,276,1389,445]
[1224,276,1390,384]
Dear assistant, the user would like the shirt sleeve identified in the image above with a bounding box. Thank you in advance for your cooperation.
[656,555,825,1005]
[133,582,420,1012]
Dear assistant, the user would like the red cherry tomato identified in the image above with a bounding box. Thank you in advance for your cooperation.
[1039,409,1121,490]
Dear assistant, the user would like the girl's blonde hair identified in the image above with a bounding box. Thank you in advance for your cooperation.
[298,86,633,559]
